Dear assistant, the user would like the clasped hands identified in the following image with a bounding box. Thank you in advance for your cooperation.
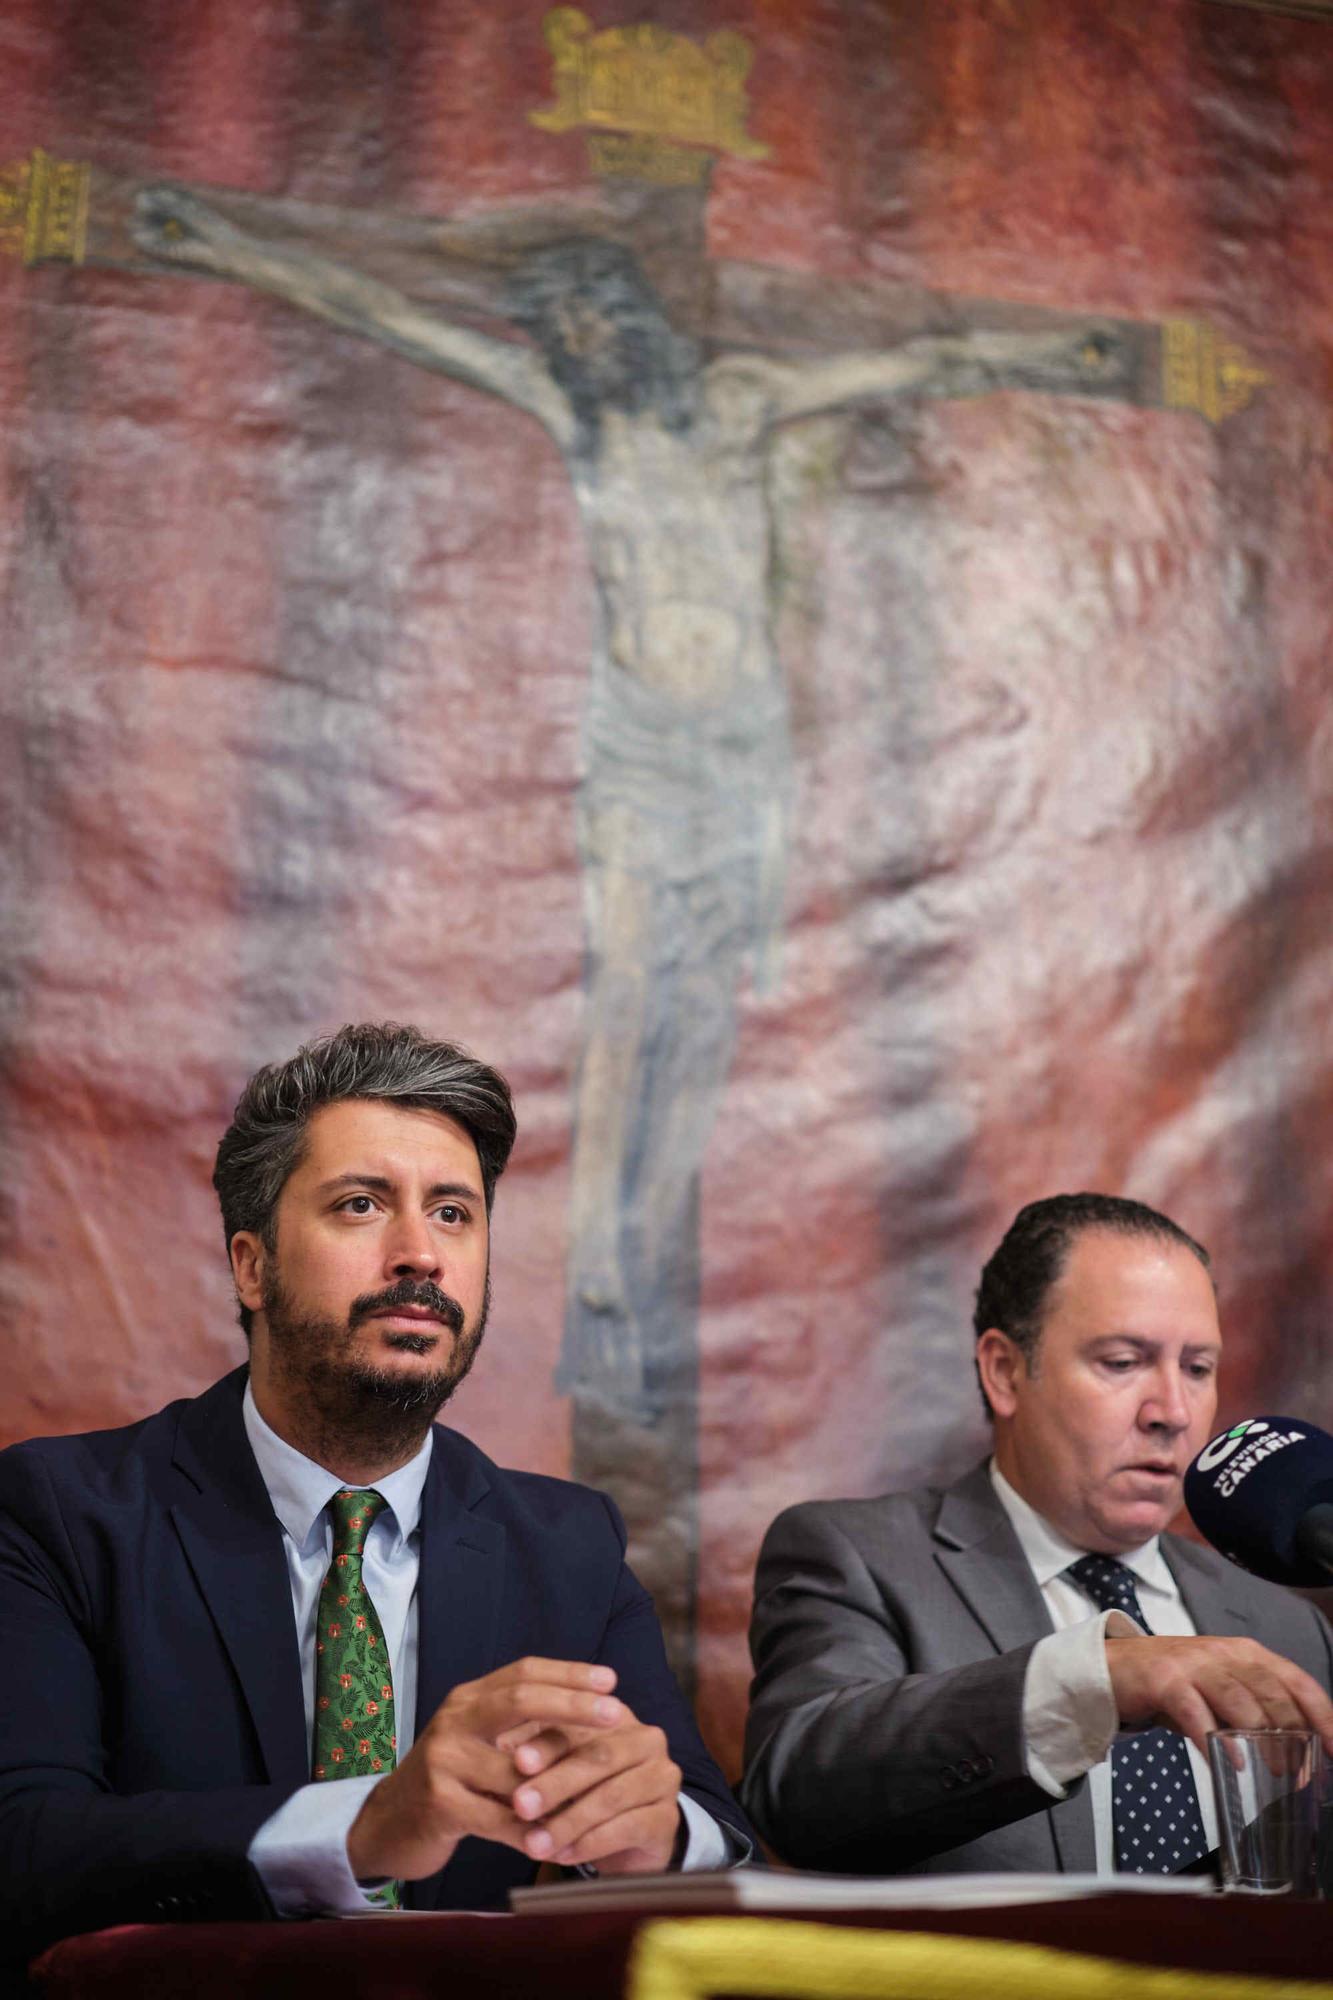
[346,1657,683,1885]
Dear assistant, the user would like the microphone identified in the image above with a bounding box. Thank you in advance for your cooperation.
[1183,1416,1333,1587]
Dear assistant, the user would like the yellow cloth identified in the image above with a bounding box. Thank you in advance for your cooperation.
[627,1918,1332,2000]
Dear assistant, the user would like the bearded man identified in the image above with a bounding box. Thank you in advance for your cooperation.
[0,1023,750,1975]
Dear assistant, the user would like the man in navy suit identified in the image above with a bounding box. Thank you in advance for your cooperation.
[0,1023,749,1967]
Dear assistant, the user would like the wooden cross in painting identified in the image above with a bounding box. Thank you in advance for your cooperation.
[1,13,1267,1683]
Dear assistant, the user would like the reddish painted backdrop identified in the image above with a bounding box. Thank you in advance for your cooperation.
[3,0,1333,1777]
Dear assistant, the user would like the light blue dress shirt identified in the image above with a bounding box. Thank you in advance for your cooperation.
[242,1384,726,1913]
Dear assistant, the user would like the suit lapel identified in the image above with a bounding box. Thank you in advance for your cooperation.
[169,1370,310,1790]
[934,1465,1096,1873]
[934,1466,1055,1654]
[414,1429,507,1736]
[1163,1534,1257,1637]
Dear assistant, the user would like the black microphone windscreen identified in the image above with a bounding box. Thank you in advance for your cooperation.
[1183,1416,1333,1587]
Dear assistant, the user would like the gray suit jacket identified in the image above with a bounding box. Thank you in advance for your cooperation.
[741,1463,1333,1874]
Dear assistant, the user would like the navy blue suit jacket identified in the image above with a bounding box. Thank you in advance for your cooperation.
[0,1368,749,1962]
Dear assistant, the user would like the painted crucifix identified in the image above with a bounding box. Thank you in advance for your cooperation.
[4,17,1264,1681]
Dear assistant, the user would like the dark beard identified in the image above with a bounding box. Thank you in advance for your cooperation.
[260,1270,490,1470]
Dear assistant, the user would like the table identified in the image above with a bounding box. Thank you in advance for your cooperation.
[27,1895,1333,1999]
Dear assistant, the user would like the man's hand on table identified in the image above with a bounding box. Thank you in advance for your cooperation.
[1105,1632,1333,1757]
[344,1656,682,1884]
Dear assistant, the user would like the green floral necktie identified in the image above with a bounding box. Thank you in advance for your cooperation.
[313,1488,400,1907]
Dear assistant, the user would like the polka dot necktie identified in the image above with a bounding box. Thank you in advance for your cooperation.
[313,1488,400,1907]
[1066,1553,1208,1875]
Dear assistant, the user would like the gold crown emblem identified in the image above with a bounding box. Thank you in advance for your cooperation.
[0,148,90,265]
[530,9,769,184]
[1162,319,1269,425]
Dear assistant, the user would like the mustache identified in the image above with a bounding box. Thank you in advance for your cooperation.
[348,1278,467,1337]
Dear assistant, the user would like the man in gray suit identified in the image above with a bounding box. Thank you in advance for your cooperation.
[742,1193,1333,1876]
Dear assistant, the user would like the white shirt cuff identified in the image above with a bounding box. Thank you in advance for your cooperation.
[1023,1610,1140,1795]
[677,1793,737,1870]
[249,1775,391,1916]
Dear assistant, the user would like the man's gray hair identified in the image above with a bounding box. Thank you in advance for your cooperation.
[212,1022,517,1335]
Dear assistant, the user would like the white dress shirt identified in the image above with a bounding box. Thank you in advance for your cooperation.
[242,1384,727,1914]
[991,1462,1217,1872]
